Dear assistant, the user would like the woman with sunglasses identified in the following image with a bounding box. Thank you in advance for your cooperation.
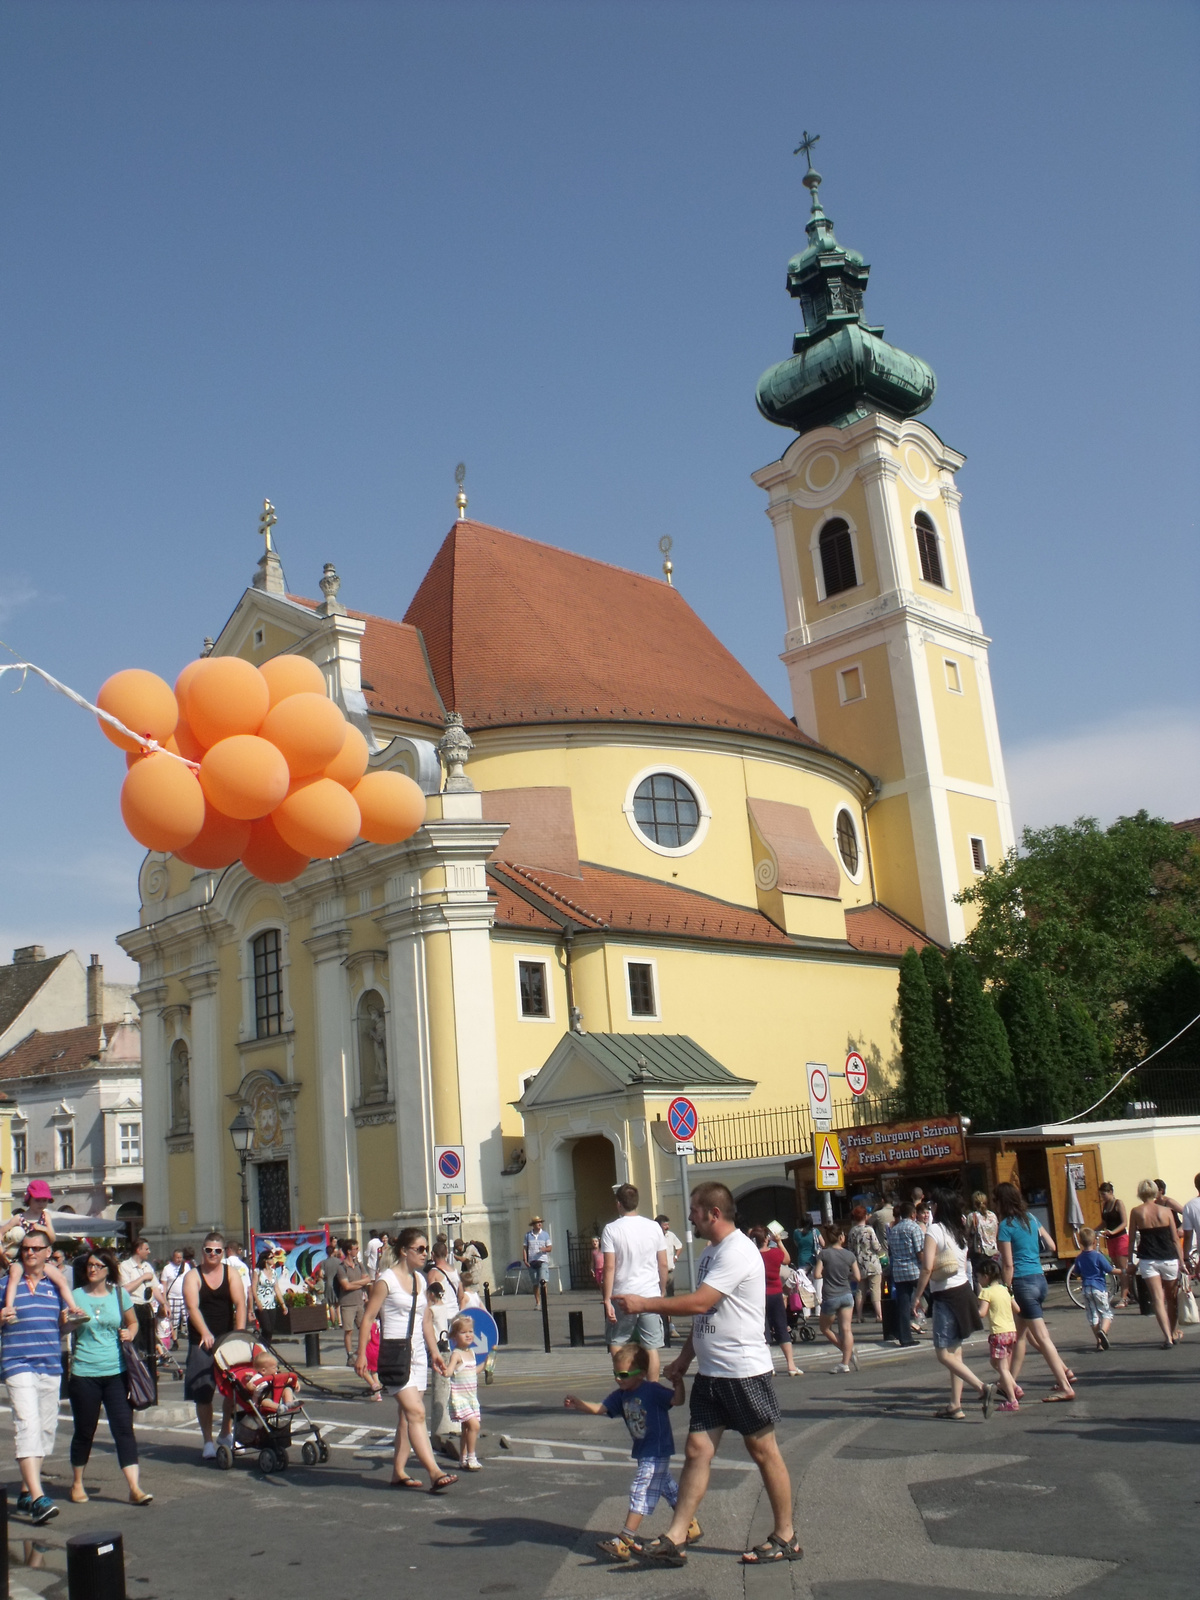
[356,1228,455,1493]
[67,1249,152,1505]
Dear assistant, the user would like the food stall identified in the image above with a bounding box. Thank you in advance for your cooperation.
[785,1114,1107,1267]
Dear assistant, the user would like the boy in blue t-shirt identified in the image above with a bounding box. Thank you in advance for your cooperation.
[565,1345,696,1561]
[1075,1227,1116,1350]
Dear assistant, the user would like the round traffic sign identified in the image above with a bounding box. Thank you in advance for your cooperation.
[807,1065,829,1108]
[845,1051,868,1097]
[464,1306,499,1355]
[667,1097,697,1141]
[437,1149,463,1181]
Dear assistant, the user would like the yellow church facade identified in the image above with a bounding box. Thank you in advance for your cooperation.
[120,160,1012,1266]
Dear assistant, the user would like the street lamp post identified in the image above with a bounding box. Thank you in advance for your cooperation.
[229,1110,254,1249]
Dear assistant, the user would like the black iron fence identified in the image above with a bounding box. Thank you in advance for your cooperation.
[564,1231,598,1291]
[1093,1062,1200,1121]
[693,1091,902,1165]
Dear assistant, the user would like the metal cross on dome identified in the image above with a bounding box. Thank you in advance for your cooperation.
[794,130,820,170]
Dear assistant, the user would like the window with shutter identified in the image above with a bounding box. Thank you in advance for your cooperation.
[915,513,944,587]
[818,519,858,597]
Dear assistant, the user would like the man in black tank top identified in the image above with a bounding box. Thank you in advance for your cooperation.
[183,1232,247,1460]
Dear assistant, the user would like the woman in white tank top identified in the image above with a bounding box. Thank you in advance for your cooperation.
[356,1229,457,1492]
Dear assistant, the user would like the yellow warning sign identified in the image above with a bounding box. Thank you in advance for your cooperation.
[814,1130,844,1192]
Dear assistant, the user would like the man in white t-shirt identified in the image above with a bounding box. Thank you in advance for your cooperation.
[613,1181,799,1568]
[1181,1172,1200,1266]
[601,1185,668,1380]
[365,1230,384,1278]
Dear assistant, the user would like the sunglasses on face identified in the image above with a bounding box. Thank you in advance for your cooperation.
[20,1245,47,1255]
[203,1248,224,1256]
[408,1244,429,1254]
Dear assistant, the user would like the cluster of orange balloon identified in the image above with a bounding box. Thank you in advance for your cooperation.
[97,657,426,883]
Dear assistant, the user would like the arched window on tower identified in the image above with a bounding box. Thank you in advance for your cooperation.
[915,513,945,587]
[818,519,858,598]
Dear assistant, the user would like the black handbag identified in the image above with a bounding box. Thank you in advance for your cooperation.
[117,1289,157,1410]
[377,1270,419,1388]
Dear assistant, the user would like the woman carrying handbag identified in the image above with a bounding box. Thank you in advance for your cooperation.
[355,1228,456,1493]
[67,1249,153,1505]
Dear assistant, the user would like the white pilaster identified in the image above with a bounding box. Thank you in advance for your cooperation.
[133,982,169,1248]
[183,967,223,1231]
[305,907,358,1232]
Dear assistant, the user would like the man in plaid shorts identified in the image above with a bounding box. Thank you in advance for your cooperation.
[612,1181,801,1567]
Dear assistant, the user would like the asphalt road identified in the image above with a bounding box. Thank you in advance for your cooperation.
[3,1292,1196,1600]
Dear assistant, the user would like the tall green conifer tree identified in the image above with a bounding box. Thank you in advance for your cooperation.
[996,962,1069,1124]
[898,947,947,1116]
[920,944,951,1051]
[946,949,1017,1129]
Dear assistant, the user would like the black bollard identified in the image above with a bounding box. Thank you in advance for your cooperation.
[0,1486,8,1600]
[663,1318,673,1349]
[67,1531,125,1600]
[568,1310,585,1347]
[494,1309,508,1345]
[540,1287,552,1354]
[304,1332,322,1367]
[483,1282,492,1314]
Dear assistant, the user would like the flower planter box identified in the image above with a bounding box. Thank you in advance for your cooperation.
[283,1304,328,1334]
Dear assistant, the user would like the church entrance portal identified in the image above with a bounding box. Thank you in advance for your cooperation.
[571,1135,618,1240]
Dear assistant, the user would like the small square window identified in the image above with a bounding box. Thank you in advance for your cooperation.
[518,960,549,1018]
[839,666,864,704]
[970,836,987,873]
[627,962,657,1018]
[944,659,962,694]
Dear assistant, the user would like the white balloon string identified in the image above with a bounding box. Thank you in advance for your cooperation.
[0,660,202,773]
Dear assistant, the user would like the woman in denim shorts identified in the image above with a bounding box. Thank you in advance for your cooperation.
[995,1183,1075,1402]
[912,1191,994,1420]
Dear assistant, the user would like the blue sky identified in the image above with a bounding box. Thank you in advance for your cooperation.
[1,0,1197,977]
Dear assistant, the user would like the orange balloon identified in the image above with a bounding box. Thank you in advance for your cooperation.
[173,656,209,719]
[324,723,370,788]
[352,770,426,845]
[241,815,309,884]
[259,654,327,708]
[97,669,179,754]
[126,736,181,770]
[273,778,361,859]
[199,735,290,820]
[174,801,253,869]
[120,752,205,852]
[259,692,347,778]
[185,656,270,747]
[173,715,206,763]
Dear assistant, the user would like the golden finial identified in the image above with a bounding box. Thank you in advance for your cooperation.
[659,535,674,586]
[259,498,278,553]
[454,462,468,521]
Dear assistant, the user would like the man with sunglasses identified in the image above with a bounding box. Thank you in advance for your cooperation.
[182,1232,247,1460]
[1,1229,67,1523]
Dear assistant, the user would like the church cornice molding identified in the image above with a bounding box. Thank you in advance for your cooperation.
[783,594,990,662]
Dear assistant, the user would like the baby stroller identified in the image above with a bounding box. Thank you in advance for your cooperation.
[782,1266,817,1344]
[212,1331,330,1474]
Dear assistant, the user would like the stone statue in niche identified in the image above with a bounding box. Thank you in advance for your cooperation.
[358,990,389,1103]
[169,1039,190,1132]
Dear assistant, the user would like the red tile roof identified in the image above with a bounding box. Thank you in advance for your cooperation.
[0,1025,104,1080]
[844,904,933,955]
[402,521,821,746]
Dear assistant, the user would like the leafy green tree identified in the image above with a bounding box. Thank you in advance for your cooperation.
[945,949,1017,1129]
[957,812,1200,1066]
[1137,955,1200,1065]
[898,947,946,1116]
[1055,993,1107,1115]
[995,961,1069,1123]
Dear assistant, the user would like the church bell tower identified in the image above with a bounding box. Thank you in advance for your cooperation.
[752,139,1014,945]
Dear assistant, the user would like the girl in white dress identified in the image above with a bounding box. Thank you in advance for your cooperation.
[356,1228,456,1492]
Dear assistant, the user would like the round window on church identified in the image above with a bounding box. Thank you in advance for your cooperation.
[835,808,860,877]
[633,774,700,848]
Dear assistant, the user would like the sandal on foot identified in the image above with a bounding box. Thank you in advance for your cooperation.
[429,1473,458,1493]
[935,1406,967,1419]
[742,1534,804,1564]
[1042,1390,1075,1402]
[685,1518,703,1544]
[981,1382,997,1419]
[1097,1330,1110,1351]
[596,1535,633,1561]
[643,1534,686,1566]
[389,1476,424,1490]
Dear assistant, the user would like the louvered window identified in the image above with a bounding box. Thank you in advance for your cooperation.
[915,513,945,587]
[818,519,858,597]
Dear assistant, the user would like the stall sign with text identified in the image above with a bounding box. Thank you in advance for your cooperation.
[839,1115,965,1177]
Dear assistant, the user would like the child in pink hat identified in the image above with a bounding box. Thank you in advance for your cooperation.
[2,1181,87,1325]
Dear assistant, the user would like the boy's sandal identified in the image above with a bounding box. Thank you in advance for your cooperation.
[643,1534,686,1566]
[741,1534,804,1563]
[464,1459,483,1472]
[429,1473,458,1493]
[596,1536,634,1561]
[685,1518,703,1545]
[935,1407,967,1419]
